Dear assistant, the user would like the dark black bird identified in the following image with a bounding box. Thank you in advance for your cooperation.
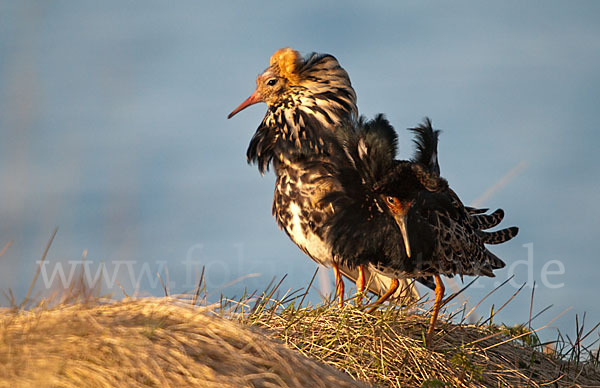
[319,115,519,341]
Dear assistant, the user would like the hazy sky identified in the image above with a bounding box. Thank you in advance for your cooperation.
[1,1,599,345]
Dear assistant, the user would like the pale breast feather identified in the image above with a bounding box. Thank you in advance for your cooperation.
[285,201,333,266]
[273,163,339,267]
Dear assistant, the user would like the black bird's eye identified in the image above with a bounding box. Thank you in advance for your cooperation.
[386,196,395,204]
[266,78,277,86]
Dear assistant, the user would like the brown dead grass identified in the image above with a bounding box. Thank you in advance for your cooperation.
[0,298,370,388]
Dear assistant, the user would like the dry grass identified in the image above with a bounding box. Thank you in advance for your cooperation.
[227,272,600,387]
[1,230,598,388]
[0,289,599,388]
[0,298,370,388]
[243,299,600,387]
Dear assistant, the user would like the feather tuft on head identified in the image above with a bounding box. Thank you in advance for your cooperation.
[269,47,302,84]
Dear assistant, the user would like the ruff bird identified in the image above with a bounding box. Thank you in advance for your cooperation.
[228,48,424,305]
[319,115,518,342]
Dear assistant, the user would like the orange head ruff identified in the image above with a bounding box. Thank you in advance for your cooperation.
[228,48,302,119]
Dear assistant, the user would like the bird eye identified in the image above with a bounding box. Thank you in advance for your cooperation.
[386,196,395,204]
[266,78,277,86]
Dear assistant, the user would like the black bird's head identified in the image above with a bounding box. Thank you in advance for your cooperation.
[375,162,448,258]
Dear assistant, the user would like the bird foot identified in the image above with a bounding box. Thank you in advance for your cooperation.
[365,306,377,314]
[363,278,399,314]
[364,301,381,314]
[425,329,435,347]
[354,292,365,307]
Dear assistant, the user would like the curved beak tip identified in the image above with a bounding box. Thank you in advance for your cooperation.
[227,91,260,119]
[404,240,412,258]
[394,214,412,258]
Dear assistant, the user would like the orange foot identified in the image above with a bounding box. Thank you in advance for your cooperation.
[332,262,345,308]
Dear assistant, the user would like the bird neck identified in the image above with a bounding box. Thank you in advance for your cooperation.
[247,83,357,174]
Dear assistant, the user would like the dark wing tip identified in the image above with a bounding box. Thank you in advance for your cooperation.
[482,226,519,245]
[488,251,506,270]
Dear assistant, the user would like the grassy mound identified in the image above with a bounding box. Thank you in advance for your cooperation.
[2,295,597,388]
[0,298,369,388]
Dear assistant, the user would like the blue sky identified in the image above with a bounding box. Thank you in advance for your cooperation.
[1,1,599,345]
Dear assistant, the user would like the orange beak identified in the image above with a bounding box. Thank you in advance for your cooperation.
[227,90,261,119]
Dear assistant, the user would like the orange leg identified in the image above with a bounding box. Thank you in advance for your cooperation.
[366,278,399,314]
[356,265,366,293]
[426,274,445,345]
[355,265,366,305]
[332,262,345,308]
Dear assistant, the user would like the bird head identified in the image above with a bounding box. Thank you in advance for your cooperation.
[232,48,357,173]
[382,195,414,258]
[374,163,426,259]
[375,162,449,258]
[228,48,303,119]
[228,48,356,120]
